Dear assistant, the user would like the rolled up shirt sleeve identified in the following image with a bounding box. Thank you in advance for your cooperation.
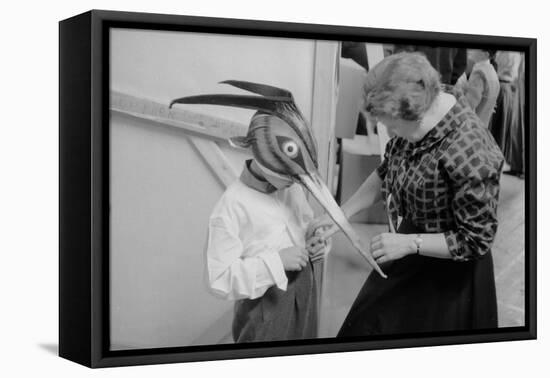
[207,215,288,300]
[443,138,503,261]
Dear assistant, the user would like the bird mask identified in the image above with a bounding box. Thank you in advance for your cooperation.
[170,80,386,278]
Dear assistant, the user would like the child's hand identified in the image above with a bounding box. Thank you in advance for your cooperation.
[306,228,332,263]
[278,246,308,271]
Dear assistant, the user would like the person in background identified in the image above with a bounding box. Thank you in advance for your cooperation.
[514,55,526,177]
[309,52,504,336]
[206,158,330,343]
[462,49,500,127]
[490,51,524,177]
[342,41,369,71]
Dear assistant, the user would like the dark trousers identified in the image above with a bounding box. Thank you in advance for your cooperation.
[233,262,317,343]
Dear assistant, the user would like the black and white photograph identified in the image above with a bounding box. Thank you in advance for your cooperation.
[5,1,544,376]
[107,26,530,351]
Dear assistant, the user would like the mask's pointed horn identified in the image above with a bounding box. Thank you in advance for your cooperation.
[169,94,285,113]
[220,80,293,100]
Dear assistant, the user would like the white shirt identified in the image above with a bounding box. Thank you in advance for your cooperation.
[206,179,314,300]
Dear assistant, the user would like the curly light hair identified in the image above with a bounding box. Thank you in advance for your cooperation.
[364,52,441,121]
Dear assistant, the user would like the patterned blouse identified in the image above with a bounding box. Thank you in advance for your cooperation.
[376,90,504,261]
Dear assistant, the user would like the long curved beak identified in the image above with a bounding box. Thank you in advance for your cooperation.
[298,173,387,278]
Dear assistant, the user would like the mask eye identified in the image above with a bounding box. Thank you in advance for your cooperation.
[282,141,299,158]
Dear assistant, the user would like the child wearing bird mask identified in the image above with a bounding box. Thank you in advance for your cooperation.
[170,80,382,342]
[206,157,330,343]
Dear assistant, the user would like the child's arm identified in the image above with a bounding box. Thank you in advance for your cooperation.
[207,214,290,301]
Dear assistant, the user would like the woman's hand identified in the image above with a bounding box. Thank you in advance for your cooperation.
[278,246,308,271]
[306,215,337,263]
[306,214,338,241]
[370,233,416,264]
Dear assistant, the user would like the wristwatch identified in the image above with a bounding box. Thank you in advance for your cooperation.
[414,234,423,255]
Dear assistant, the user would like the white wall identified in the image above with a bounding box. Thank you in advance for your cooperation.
[109,28,318,349]
[110,28,315,124]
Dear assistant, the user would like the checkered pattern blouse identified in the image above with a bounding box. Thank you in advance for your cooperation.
[376,91,505,261]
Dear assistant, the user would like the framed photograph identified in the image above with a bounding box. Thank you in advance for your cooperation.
[59,9,536,368]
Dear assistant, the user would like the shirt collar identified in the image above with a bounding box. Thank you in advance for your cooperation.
[239,160,278,193]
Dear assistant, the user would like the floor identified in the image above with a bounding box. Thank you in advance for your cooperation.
[319,173,526,337]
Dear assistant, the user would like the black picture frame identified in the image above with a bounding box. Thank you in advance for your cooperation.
[59,9,537,368]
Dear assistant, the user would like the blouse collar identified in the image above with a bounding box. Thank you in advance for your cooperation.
[398,86,472,156]
[239,160,278,194]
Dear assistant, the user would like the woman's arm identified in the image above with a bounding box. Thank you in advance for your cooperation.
[307,170,383,238]
[443,152,502,261]
[341,170,384,219]
[369,232,452,264]
[373,129,503,263]
[414,233,452,258]
[308,137,393,242]
[340,135,395,218]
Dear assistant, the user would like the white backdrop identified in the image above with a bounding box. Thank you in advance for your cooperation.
[109,29,318,349]
[1,0,547,377]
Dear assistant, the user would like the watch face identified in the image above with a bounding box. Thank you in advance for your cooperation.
[414,236,423,254]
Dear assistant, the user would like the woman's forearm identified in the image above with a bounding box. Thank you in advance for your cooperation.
[410,233,452,259]
[343,172,452,259]
[418,233,453,259]
[372,231,454,264]
[341,171,383,219]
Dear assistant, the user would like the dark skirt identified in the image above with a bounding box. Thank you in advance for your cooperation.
[338,219,498,337]
[232,262,317,343]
